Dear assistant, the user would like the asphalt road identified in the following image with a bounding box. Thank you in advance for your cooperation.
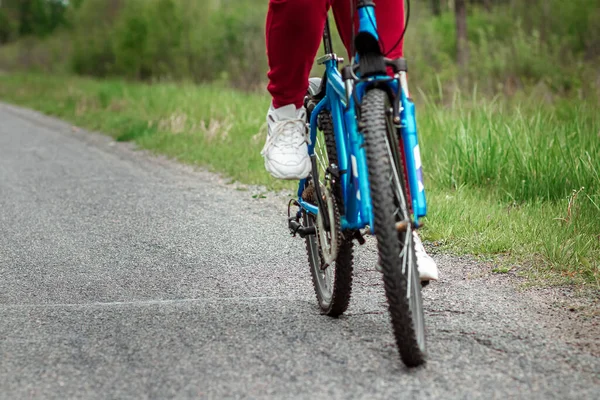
[0,103,598,399]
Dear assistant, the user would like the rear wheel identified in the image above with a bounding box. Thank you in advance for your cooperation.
[303,111,353,316]
[361,88,426,367]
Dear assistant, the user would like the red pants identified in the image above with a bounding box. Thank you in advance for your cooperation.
[266,0,405,109]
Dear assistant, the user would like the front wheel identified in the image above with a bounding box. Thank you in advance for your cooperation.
[361,88,426,367]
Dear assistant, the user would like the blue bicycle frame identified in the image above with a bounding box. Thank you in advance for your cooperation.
[296,1,427,232]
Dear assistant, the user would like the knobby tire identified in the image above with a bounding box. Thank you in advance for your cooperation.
[361,88,426,367]
[304,111,354,317]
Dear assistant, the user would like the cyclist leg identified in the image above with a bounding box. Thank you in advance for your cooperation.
[266,0,329,109]
[263,0,330,180]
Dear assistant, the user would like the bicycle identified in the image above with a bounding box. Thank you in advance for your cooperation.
[287,0,428,367]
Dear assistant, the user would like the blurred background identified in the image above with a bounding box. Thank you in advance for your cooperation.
[0,0,599,100]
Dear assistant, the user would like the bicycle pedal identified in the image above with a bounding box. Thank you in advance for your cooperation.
[288,217,301,237]
[353,230,366,245]
[288,217,316,238]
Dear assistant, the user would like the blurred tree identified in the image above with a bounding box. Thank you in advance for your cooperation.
[19,0,42,36]
[430,0,441,16]
[0,0,68,38]
[455,0,468,71]
[469,0,493,11]
[0,10,12,43]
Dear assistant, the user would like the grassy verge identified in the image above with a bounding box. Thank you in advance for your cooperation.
[1,73,598,287]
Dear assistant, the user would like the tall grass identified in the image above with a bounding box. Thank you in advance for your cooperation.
[416,94,599,283]
[422,98,599,203]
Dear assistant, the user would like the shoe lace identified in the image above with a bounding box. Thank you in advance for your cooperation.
[266,119,310,151]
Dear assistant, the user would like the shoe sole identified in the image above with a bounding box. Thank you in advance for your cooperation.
[264,158,311,180]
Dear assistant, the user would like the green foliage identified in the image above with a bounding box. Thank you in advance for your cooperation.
[69,0,121,77]
[0,34,71,73]
[2,0,599,97]
[0,9,15,44]
[0,0,68,38]
[114,4,151,79]
[201,3,266,88]
[63,0,267,87]
[403,0,600,100]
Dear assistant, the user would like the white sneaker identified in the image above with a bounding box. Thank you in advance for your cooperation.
[261,104,311,180]
[414,232,439,282]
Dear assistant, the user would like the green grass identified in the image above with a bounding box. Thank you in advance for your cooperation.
[0,73,598,287]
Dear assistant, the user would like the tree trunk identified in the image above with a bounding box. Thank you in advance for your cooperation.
[430,0,441,16]
[455,0,468,72]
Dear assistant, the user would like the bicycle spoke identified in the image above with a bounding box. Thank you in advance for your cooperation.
[315,136,328,175]
[384,137,410,219]
[406,248,412,299]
